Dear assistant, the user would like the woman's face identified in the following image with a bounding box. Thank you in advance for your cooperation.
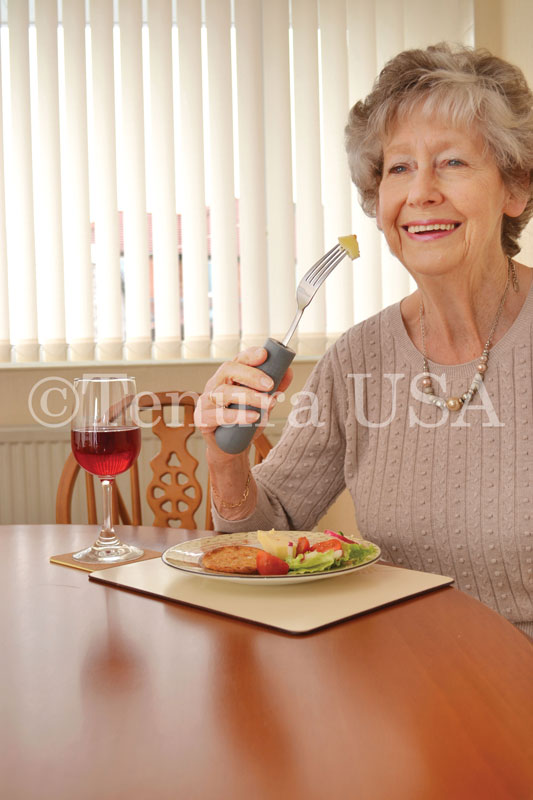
[376,109,525,279]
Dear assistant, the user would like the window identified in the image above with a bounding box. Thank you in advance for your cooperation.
[0,0,473,364]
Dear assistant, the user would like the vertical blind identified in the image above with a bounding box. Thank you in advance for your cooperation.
[0,0,473,363]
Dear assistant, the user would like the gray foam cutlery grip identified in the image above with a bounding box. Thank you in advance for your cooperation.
[214,337,296,455]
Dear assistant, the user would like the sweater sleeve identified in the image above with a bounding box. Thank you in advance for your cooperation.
[211,342,348,532]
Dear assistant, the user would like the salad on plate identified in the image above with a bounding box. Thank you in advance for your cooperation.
[255,529,378,575]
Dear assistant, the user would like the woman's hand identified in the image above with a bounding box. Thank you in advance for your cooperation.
[194,346,293,458]
[195,346,293,520]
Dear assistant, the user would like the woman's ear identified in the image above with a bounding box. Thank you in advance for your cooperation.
[504,173,530,218]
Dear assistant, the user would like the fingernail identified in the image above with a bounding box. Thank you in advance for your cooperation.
[260,377,273,388]
[254,347,264,357]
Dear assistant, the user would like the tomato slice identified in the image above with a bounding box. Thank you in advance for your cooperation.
[256,550,290,575]
[296,536,311,556]
[310,539,342,553]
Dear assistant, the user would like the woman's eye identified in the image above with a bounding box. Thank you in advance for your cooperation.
[446,158,465,167]
[388,164,407,174]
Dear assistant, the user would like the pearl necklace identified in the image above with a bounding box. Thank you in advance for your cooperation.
[418,258,519,412]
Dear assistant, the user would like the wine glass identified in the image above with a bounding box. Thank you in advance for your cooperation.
[70,376,143,564]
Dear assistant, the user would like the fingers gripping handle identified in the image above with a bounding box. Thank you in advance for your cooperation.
[214,338,296,455]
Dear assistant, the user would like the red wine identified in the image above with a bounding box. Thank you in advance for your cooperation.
[71,427,141,477]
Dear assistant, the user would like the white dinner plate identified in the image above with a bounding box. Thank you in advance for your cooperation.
[161,531,381,585]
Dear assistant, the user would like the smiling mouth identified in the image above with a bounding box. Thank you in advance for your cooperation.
[403,222,461,234]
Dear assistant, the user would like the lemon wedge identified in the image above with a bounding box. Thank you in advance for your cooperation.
[338,234,360,260]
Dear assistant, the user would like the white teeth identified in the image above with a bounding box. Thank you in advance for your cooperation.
[406,223,457,233]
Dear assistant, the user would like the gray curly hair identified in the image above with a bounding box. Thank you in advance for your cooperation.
[345,43,533,257]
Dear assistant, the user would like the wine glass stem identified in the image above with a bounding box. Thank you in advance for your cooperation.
[94,478,121,548]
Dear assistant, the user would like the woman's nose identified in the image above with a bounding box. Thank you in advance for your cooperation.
[407,167,443,207]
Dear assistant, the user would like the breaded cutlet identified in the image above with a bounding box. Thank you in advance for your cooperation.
[202,545,259,574]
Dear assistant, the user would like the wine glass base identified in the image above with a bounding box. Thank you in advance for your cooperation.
[73,543,144,564]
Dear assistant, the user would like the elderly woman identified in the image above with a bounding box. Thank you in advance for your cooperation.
[195,43,533,638]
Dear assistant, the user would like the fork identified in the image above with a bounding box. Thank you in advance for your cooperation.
[214,240,356,454]
[281,243,351,347]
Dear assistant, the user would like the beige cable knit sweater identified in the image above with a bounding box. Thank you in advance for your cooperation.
[212,287,533,638]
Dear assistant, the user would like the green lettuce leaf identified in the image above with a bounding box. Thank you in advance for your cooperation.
[341,542,378,565]
[286,551,337,573]
[284,540,379,574]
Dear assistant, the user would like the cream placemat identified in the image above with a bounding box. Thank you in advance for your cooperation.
[89,558,454,634]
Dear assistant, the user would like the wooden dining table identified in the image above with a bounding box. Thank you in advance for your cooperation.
[2,524,532,800]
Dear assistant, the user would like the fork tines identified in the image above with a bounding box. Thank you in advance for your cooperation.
[306,244,345,285]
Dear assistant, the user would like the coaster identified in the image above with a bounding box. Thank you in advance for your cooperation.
[50,548,161,573]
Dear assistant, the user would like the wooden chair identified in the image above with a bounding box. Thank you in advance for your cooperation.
[56,391,272,530]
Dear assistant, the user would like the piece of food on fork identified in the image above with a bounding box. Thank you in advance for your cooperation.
[338,234,360,260]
